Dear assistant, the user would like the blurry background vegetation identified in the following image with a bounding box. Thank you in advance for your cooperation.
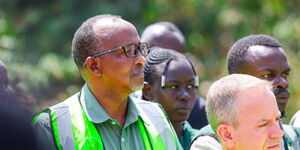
[1,0,300,123]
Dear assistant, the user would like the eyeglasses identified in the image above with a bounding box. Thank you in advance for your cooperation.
[83,42,149,67]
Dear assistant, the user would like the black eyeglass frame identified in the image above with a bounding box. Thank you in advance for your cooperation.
[83,42,149,67]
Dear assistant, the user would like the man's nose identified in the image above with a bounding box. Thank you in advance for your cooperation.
[179,88,192,101]
[269,122,284,139]
[273,76,288,89]
[134,51,146,66]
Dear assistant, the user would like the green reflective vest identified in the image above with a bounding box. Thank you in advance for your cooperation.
[34,94,181,150]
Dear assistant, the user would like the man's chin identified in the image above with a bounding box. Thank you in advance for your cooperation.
[130,83,144,92]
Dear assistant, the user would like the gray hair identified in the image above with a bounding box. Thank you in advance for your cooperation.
[206,74,272,133]
[71,14,121,69]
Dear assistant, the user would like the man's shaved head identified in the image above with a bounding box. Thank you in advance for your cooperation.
[141,22,185,53]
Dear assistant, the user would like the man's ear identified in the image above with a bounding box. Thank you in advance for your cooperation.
[217,124,235,148]
[142,82,153,101]
[86,57,102,76]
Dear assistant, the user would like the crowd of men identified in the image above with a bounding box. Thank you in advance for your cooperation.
[2,14,300,150]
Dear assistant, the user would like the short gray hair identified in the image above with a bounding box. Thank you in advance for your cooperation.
[71,14,121,69]
[206,74,272,133]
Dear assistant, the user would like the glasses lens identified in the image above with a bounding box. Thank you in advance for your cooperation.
[124,43,148,58]
[139,43,148,56]
[124,44,136,57]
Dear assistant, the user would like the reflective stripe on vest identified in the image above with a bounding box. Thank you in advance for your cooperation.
[49,97,103,150]
[136,101,181,150]
[157,104,182,150]
[48,94,171,150]
[51,102,75,150]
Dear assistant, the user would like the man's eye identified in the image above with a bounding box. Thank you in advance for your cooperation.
[124,48,132,54]
[262,74,274,79]
[258,123,268,128]
[187,85,195,89]
[163,85,178,90]
[170,85,178,89]
[262,74,269,78]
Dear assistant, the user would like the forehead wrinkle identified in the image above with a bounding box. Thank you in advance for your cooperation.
[250,60,290,73]
[246,46,290,71]
[254,66,290,74]
[248,45,286,60]
[258,111,281,124]
[92,19,139,52]
[236,86,278,118]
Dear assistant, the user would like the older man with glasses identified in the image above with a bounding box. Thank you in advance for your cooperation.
[33,14,182,150]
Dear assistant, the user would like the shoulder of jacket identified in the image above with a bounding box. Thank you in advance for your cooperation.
[283,124,297,136]
[282,124,300,148]
[131,96,163,111]
[131,96,158,105]
[131,96,168,122]
[190,133,221,150]
[198,124,215,134]
[49,93,79,110]
[290,110,300,124]
[33,93,79,123]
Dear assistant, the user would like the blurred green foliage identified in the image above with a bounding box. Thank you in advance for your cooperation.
[1,0,300,122]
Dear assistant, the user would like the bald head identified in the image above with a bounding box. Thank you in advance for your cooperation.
[141,22,185,53]
[72,14,139,69]
[92,16,139,51]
